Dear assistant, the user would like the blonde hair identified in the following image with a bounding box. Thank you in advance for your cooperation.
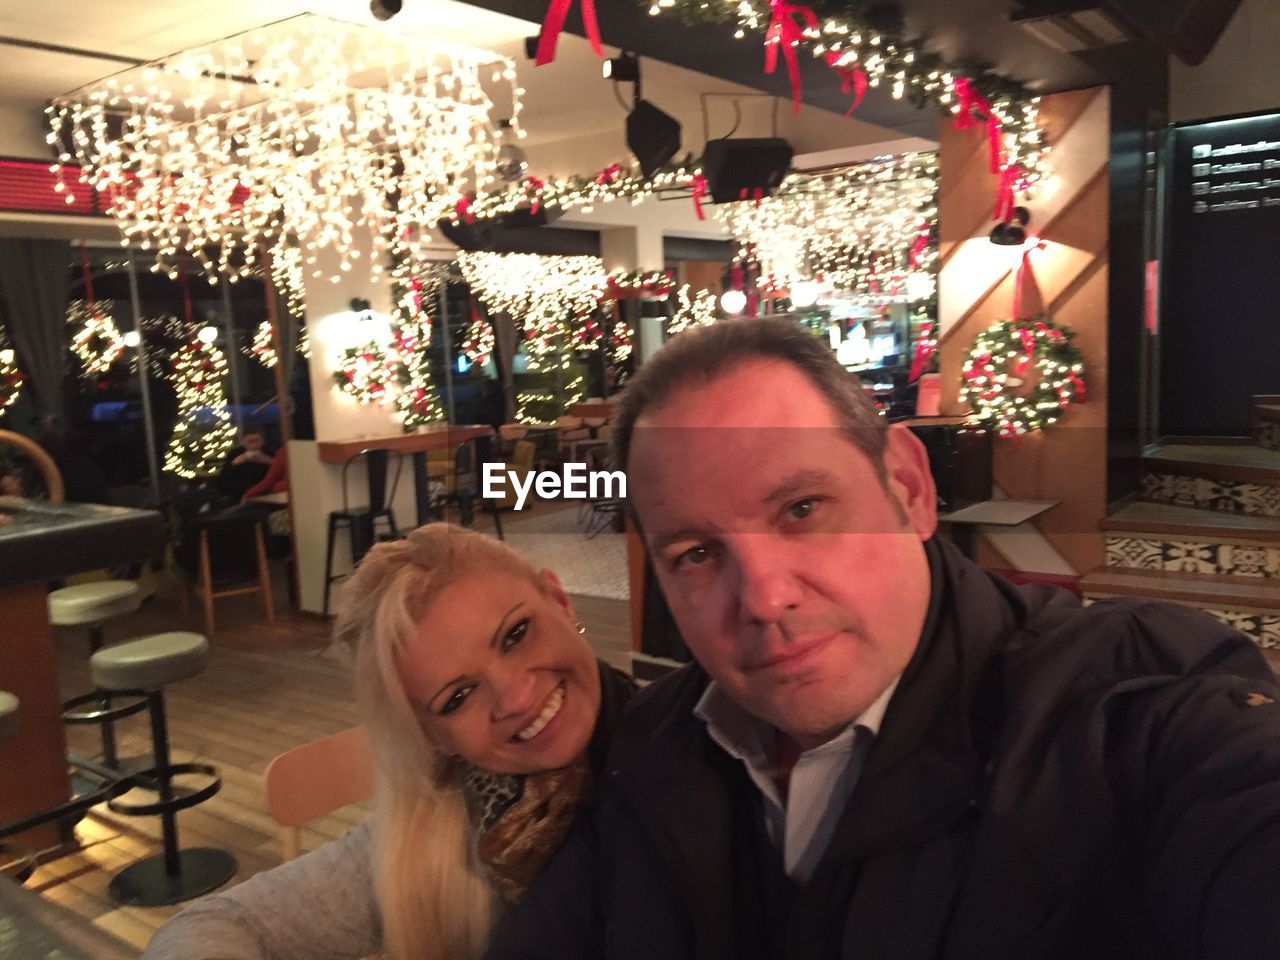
[333,523,546,960]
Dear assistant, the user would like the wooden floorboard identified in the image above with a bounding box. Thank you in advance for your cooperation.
[30,508,635,954]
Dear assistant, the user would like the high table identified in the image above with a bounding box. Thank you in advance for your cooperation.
[567,400,616,421]
[316,424,494,528]
[0,498,166,847]
[937,499,1059,559]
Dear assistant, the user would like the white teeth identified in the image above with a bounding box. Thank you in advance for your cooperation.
[515,682,565,742]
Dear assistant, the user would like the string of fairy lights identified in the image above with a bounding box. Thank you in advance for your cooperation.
[48,14,526,286]
[0,336,22,415]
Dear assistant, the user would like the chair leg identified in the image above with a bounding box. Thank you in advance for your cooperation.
[322,516,339,618]
[198,532,215,638]
[488,500,504,540]
[254,524,275,624]
[281,826,300,863]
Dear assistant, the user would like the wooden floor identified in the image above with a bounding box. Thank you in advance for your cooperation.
[23,515,634,954]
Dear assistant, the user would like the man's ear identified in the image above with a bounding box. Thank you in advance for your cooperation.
[882,423,938,541]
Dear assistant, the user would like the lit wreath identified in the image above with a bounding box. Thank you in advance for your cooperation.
[961,316,1086,437]
[0,346,22,413]
[332,341,394,404]
[68,299,124,376]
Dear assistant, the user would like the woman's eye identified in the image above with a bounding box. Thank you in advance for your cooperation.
[440,684,475,716]
[675,545,709,569]
[501,618,529,652]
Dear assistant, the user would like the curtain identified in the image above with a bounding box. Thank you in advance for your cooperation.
[0,237,71,429]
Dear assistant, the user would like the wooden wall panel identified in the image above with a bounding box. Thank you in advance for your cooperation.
[938,88,1112,576]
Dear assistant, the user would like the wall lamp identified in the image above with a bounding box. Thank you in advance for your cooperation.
[990,206,1031,246]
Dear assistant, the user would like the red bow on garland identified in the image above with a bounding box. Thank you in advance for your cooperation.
[455,196,475,225]
[690,174,709,220]
[524,176,546,215]
[595,163,622,185]
[764,0,819,114]
[824,51,869,117]
[535,0,602,66]
[908,323,934,384]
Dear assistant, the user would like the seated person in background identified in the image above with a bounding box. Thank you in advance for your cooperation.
[240,446,287,503]
[0,466,18,525]
[143,523,636,960]
[215,425,273,503]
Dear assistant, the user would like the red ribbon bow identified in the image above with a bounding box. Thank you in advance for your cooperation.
[595,163,622,185]
[824,52,868,117]
[908,323,934,384]
[908,219,932,269]
[525,176,546,214]
[690,174,709,220]
[764,0,819,114]
[455,197,475,225]
[535,0,602,66]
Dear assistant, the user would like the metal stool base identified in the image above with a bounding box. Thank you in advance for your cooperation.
[108,847,237,907]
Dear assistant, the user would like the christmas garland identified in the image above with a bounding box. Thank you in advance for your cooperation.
[606,270,677,298]
[961,317,1086,437]
[247,320,278,369]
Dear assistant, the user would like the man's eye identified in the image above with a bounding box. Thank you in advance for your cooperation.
[787,498,817,521]
[502,618,529,652]
[440,684,475,716]
[675,546,709,568]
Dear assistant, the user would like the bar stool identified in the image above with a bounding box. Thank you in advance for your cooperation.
[51,581,141,770]
[0,692,34,883]
[91,631,236,906]
[323,449,403,616]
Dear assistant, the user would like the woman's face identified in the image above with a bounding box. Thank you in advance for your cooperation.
[397,569,602,776]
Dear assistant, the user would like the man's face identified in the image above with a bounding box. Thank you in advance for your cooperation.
[243,433,264,453]
[629,360,937,749]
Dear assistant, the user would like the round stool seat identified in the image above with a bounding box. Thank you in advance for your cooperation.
[49,581,141,627]
[91,632,209,692]
[0,691,18,741]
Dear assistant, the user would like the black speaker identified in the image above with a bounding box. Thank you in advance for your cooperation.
[435,206,555,251]
[627,100,682,179]
[701,137,794,204]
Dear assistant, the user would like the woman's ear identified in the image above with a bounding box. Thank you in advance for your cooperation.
[538,568,576,619]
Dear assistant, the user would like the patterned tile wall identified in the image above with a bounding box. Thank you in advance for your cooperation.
[1106,536,1280,578]
[1141,472,1280,517]
[1258,420,1280,453]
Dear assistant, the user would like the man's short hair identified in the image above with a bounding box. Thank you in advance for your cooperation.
[609,317,889,482]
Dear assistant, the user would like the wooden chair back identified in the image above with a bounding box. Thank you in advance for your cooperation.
[0,430,64,502]
[264,725,375,861]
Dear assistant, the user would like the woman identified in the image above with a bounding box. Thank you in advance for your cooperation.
[144,524,635,960]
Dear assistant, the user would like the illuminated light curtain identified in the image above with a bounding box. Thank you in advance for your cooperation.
[48,14,525,286]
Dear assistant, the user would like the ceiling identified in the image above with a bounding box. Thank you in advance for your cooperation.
[0,0,915,175]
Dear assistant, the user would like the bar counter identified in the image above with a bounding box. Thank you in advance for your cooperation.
[0,498,166,847]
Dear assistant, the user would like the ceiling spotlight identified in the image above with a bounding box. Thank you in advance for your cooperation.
[989,205,1031,246]
[370,0,402,21]
[720,289,747,314]
[603,52,640,82]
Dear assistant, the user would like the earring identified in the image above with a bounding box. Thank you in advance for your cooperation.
[577,622,586,636]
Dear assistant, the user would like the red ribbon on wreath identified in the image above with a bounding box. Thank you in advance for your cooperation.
[764,0,819,114]
[535,0,602,66]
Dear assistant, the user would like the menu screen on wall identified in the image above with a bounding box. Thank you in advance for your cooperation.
[1162,112,1280,436]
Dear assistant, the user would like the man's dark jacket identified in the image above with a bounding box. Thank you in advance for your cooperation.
[486,539,1280,959]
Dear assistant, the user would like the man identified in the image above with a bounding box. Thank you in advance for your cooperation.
[486,318,1280,959]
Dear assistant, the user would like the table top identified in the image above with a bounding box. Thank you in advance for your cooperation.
[937,499,1059,526]
[0,875,139,958]
[0,498,167,589]
[247,491,289,505]
[316,425,492,464]
[568,401,616,419]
